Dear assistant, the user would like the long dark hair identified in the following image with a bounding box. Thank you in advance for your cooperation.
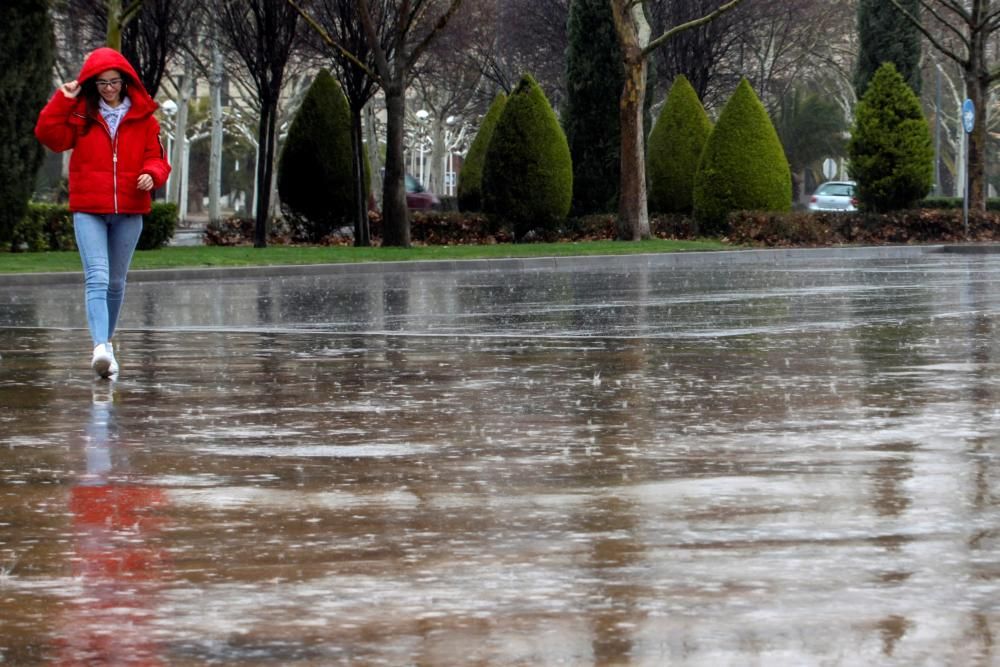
[78,71,131,134]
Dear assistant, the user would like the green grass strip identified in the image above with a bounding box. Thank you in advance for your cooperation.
[0,239,730,274]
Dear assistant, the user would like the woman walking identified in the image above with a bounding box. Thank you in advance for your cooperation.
[35,47,170,379]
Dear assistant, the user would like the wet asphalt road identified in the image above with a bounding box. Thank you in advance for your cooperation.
[0,249,998,665]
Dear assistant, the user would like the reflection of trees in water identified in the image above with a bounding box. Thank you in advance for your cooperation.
[869,442,915,518]
[566,333,651,660]
[962,272,999,664]
[578,495,645,664]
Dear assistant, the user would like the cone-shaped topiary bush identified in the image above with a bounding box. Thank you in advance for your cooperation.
[647,75,712,214]
[482,74,573,239]
[848,62,933,212]
[277,70,361,241]
[458,92,506,212]
[693,79,792,235]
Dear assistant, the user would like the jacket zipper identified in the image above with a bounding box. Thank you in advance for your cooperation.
[112,136,119,214]
[99,120,120,214]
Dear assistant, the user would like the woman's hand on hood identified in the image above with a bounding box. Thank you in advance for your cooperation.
[59,80,81,99]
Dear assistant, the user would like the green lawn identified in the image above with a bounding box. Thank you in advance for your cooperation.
[0,239,731,274]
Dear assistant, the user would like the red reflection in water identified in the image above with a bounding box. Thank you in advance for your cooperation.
[53,397,170,666]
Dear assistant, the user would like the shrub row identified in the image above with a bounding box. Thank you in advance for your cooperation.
[917,197,1000,211]
[204,211,701,246]
[8,202,178,252]
[729,209,1000,247]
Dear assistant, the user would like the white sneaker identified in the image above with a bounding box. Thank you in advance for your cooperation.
[107,342,119,378]
[91,343,113,379]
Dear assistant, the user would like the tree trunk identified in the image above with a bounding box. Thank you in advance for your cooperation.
[168,54,193,208]
[365,102,383,210]
[105,0,123,51]
[208,35,224,222]
[966,26,987,213]
[428,119,446,194]
[611,0,651,241]
[255,102,278,248]
[382,83,410,247]
[617,52,649,240]
[351,107,370,247]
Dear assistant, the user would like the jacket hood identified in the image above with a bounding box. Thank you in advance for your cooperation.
[77,47,158,116]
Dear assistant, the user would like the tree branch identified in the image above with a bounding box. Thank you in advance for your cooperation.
[356,0,392,82]
[121,0,145,26]
[286,0,381,84]
[643,0,743,57]
[890,0,969,68]
[408,0,466,70]
[914,0,972,49]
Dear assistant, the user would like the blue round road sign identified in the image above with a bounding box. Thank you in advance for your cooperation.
[963,98,975,133]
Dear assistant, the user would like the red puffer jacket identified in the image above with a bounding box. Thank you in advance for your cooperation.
[35,47,170,215]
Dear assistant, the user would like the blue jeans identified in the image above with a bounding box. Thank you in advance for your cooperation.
[73,213,143,346]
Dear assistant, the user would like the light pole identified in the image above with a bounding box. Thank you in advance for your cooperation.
[445,115,456,196]
[415,109,429,185]
[160,99,177,199]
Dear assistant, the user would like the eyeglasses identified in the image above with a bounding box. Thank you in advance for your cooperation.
[95,78,123,88]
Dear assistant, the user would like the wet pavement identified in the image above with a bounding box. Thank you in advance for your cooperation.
[0,248,998,665]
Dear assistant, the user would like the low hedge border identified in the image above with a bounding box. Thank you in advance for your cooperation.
[14,201,1000,251]
[10,202,178,252]
[728,209,1000,247]
[204,211,702,246]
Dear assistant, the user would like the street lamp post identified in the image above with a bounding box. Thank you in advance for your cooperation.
[445,115,456,196]
[415,109,429,185]
[160,99,177,199]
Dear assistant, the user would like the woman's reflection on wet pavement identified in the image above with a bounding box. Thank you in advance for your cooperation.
[55,387,169,666]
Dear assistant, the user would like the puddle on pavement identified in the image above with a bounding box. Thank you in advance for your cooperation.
[0,254,998,665]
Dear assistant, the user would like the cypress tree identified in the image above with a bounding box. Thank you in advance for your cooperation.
[277,70,360,242]
[693,79,792,235]
[563,0,623,215]
[647,75,712,214]
[1,0,53,249]
[855,0,922,97]
[457,92,506,212]
[848,63,933,212]
[482,74,573,240]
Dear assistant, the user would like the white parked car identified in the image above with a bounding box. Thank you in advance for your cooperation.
[808,180,857,212]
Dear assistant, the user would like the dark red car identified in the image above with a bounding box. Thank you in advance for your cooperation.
[406,173,440,210]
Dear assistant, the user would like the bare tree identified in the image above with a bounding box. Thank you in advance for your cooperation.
[103,0,143,51]
[611,0,743,241]
[217,0,299,247]
[295,0,466,246]
[475,0,568,107]
[120,0,199,97]
[889,0,1000,212]
[293,0,386,246]
[410,5,487,195]
[648,0,743,111]
[50,0,191,97]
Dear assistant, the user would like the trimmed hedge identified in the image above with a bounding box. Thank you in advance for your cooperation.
[139,202,179,250]
[729,208,1000,247]
[848,62,933,212]
[648,75,712,214]
[277,70,362,241]
[458,93,506,212]
[482,74,573,240]
[916,197,1000,211]
[8,201,178,252]
[693,79,792,235]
